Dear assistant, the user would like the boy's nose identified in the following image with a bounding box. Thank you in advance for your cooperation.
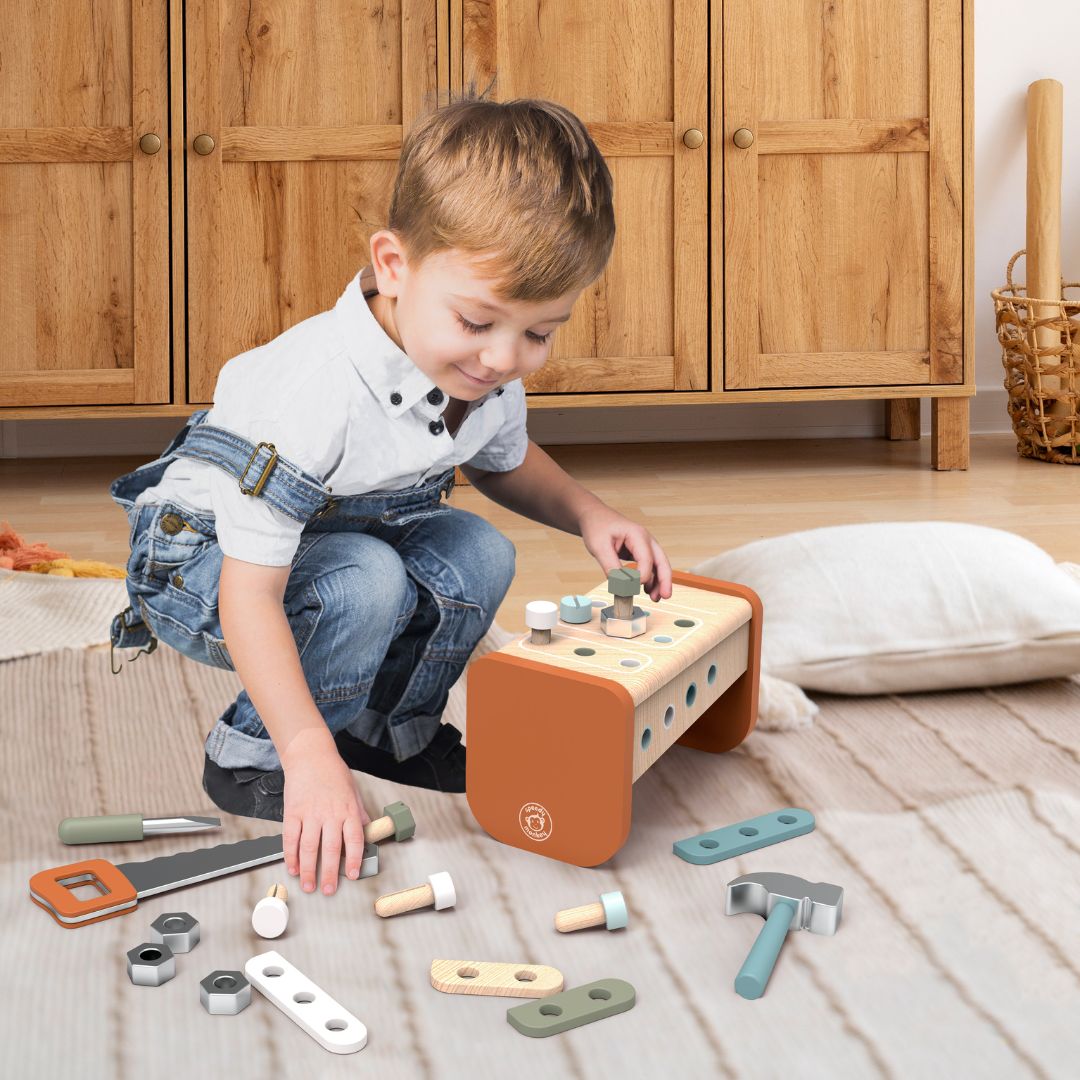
[478,343,518,376]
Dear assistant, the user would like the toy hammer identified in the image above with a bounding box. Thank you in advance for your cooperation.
[725,872,844,999]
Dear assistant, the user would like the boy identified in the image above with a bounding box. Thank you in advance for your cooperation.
[108,90,673,898]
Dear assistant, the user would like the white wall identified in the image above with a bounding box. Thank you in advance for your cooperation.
[3,1,1079,458]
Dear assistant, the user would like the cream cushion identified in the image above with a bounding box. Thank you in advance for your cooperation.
[692,522,1080,700]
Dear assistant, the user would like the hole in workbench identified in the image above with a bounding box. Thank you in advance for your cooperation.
[539,1004,563,1017]
[589,988,612,1000]
[675,618,695,627]
[777,814,798,824]
[686,683,697,707]
[574,647,596,656]
[293,991,315,1004]
[591,599,606,608]
[654,634,673,642]
[663,705,674,728]
[514,970,537,982]
[707,664,717,685]
[641,727,652,750]
[620,658,639,668]
[457,967,479,979]
[326,1019,349,1031]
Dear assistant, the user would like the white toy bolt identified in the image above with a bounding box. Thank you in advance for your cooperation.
[252,883,289,939]
[554,889,628,933]
[525,600,558,645]
[374,871,456,918]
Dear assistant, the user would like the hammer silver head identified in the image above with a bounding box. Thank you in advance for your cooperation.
[725,872,843,936]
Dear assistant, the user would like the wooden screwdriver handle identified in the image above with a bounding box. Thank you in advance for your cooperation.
[554,902,606,933]
[375,883,434,918]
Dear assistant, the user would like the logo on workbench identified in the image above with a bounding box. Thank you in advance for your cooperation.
[519,802,552,842]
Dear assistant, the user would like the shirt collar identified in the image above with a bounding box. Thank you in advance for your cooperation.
[333,264,445,417]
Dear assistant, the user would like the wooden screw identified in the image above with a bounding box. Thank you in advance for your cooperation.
[554,890,628,933]
[252,883,290,939]
[364,800,415,844]
[374,871,456,918]
[525,600,558,645]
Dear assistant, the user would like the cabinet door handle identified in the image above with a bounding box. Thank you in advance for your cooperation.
[732,127,755,149]
[139,133,162,155]
[193,134,216,155]
[682,128,704,149]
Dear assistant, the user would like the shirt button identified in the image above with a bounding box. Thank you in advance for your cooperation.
[495,387,505,396]
[429,419,445,436]
[427,388,444,405]
[389,391,402,406]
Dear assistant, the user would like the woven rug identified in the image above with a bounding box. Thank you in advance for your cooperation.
[0,568,127,661]
[2,637,1078,1079]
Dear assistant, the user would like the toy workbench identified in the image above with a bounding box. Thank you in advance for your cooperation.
[466,569,762,867]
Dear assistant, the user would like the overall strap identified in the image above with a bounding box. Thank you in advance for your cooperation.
[174,422,334,523]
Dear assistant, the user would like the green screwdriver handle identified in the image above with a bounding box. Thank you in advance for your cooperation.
[58,814,143,845]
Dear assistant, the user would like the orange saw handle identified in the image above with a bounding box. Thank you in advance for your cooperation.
[29,858,138,928]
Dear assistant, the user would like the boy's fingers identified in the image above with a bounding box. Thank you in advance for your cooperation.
[628,533,654,593]
[299,821,321,893]
[651,538,673,599]
[320,822,343,895]
[343,814,366,880]
[283,815,301,876]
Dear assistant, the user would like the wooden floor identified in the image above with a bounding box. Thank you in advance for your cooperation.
[2,434,1078,629]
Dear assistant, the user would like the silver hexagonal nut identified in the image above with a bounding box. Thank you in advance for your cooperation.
[150,911,200,953]
[200,970,251,1015]
[600,604,649,638]
[127,942,176,987]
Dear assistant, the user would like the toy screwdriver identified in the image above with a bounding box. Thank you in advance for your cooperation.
[58,813,221,845]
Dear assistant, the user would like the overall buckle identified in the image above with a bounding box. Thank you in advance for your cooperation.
[239,442,279,496]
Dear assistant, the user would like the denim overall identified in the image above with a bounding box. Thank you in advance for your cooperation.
[109,409,515,770]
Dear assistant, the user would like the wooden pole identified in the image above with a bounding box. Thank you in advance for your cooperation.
[1026,79,1064,413]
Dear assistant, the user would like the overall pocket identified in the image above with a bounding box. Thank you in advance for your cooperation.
[143,502,217,582]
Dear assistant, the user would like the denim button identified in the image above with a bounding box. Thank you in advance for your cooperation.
[381,510,397,522]
[160,513,183,535]
[429,419,444,436]
[427,388,444,405]
[390,391,402,406]
[172,573,184,589]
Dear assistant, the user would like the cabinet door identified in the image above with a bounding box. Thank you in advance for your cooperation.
[459,0,708,393]
[186,0,439,403]
[0,0,169,407]
[723,0,963,390]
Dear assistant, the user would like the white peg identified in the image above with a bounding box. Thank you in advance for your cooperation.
[526,600,558,645]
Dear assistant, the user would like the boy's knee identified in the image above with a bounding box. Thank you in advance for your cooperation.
[314,541,412,622]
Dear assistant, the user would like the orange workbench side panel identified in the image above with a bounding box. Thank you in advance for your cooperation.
[671,571,764,754]
[466,653,635,867]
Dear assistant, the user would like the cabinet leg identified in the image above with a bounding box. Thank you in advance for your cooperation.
[931,398,970,470]
[885,399,921,440]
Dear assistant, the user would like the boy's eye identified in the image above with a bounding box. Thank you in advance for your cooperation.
[456,313,553,345]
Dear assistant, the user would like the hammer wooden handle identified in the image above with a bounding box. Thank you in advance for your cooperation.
[554,902,606,933]
[374,883,434,918]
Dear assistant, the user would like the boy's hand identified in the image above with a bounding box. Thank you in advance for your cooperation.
[578,505,673,602]
[280,730,371,895]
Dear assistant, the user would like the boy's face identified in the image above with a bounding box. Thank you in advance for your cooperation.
[367,231,581,400]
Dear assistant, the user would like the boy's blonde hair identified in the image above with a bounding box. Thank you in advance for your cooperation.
[387,86,615,304]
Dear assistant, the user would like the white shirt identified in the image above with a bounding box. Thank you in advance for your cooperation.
[134,264,529,566]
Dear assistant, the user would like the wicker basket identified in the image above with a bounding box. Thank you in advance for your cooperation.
[991,249,1080,464]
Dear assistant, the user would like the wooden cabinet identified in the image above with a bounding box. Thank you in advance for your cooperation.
[0,0,170,407]
[0,1,973,468]
[459,0,708,394]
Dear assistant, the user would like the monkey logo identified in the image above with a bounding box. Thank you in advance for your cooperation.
[519,802,552,842]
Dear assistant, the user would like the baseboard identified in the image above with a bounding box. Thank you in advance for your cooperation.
[0,386,1012,459]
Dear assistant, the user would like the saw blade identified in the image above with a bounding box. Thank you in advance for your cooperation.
[118,834,285,899]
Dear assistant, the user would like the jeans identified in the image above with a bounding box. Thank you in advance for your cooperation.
[109,412,516,770]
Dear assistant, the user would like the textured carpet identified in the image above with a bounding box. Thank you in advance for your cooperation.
[2,635,1078,1079]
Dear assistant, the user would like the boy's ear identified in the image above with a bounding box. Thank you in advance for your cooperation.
[369,230,408,298]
